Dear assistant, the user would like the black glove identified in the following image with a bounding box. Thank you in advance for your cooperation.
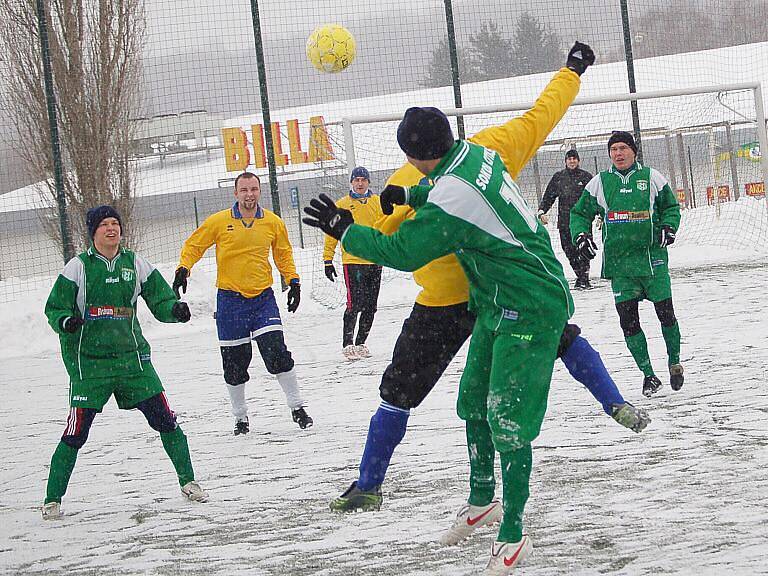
[566,41,595,76]
[659,225,676,248]
[172,301,191,323]
[324,260,337,282]
[380,184,407,215]
[302,194,354,240]
[60,316,85,333]
[286,279,301,313]
[575,232,598,261]
[172,267,189,299]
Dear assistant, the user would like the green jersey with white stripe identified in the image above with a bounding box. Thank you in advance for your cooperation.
[342,140,573,334]
[569,162,681,278]
[45,247,181,381]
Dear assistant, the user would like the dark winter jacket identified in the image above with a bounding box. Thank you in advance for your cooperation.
[538,167,593,229]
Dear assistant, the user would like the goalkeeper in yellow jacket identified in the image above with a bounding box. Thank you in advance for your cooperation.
[322,166,385,360]
[329,44,649,526]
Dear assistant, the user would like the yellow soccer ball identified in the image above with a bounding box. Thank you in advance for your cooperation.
[306,24,356,73]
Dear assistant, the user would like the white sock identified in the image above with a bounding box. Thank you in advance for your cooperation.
[275,369,304,409]
[226,383,248,419]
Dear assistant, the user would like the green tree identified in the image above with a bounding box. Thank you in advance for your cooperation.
[468,21,515,81]
[509,12,561,76]
[422,36,477,88]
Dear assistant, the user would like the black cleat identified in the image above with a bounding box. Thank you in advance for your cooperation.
[292,407,313,429]
[642,375,663,397]
[574,277,592,290]
[669,364,684,391]
[234,417,249,436]
[329,481,383,512]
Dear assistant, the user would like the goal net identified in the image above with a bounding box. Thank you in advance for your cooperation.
[307,83,767,305]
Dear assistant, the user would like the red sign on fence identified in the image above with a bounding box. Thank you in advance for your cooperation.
[706,185,731,205]
[745,182,766,198]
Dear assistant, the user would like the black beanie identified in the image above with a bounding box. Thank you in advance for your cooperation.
[86,205,122,238]
[565,149,580,161]
[607,131,638,154]
[397,107,454,160]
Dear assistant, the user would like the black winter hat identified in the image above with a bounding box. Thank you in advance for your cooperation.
[565,149,580,161]
[607,131,638,154]
[397,107,454,160]
[86,205,122,238]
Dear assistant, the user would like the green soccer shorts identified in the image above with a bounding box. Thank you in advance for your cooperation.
[611,267,673,304]
[456,323,561,452]
[69,361,165,410]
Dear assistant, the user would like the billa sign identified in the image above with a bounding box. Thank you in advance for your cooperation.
[222,116,335,172]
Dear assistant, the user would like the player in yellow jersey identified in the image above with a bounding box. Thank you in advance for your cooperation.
[322,167,385,360]
[173,172,312,435]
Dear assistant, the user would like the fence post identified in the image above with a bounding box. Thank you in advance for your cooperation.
[36,0,74,261]
[443,0,465,139]
[619,0,643,161]
[248,0,281,216]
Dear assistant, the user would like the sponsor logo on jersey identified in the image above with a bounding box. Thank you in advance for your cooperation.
[606,210,650,223]
[140,353,151,362]
[226,224,235,231]
[619,188,633,194]
[72,395,88,401]
[637,180,648,191]
[652,259,665,267]
[105,276,120,283]
[86,305,133,320]
[121,268,134,282]
[502,308,519,321]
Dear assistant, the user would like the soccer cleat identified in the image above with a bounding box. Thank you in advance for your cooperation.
[439,499,502,546]
[483,536,533,575]
[329,481,383,512]
[611,402,651,433]
[292,407,313,429]
[342,345,359,361]
[642,374,663,398]
[574,277,592,290]
[234,416,249,436]
[41,501,62,520]
[669,364,684,391]
[355,343,371,358]
[181,481,209,502]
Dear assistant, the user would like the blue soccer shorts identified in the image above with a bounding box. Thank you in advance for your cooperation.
[216,288,283,347]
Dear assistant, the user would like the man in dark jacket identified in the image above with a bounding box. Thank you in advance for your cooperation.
[538,149,594,289]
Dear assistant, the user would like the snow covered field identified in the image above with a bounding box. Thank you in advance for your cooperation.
[1,247,767,575]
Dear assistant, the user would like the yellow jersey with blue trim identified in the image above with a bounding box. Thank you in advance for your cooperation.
[323,193,384,265]
[377,67,581,308]
[178,203,299,298]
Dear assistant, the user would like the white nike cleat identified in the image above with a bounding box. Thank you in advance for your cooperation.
[439,499,502,545]
[181,481,209,502]
[41,501,62,520]
[342,345,359,361]
[355,344,371,358]
[483,536,533,575]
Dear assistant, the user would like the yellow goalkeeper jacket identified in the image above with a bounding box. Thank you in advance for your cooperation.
[323,193,384,265]
[178,203,299,298]
[377,67,581,307]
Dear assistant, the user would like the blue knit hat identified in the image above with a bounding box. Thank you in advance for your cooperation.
[350,166,370,181]
[86,205,122,238]
[397,107,454,160]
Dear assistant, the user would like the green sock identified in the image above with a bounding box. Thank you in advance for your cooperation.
[466,419,496,506]
[625,330,654,376]
[497,444,532,543]
[160,427,195,486]
[661,322,681,366]
[45,441,79,504]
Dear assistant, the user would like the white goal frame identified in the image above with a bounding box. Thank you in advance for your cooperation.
[341,82,768,210]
